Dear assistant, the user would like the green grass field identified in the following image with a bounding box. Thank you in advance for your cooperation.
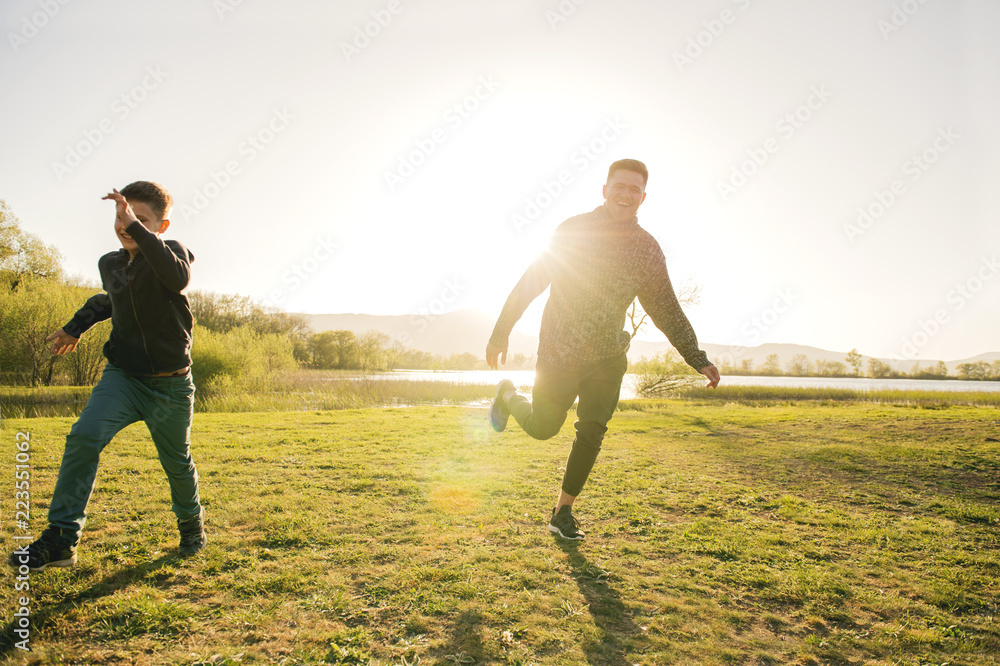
[1,399,998,665]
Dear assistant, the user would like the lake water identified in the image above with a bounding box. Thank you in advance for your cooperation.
[385,369,1000,400]
[7,371,996,419]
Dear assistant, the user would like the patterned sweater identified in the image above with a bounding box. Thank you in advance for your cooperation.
[489,205,712,372]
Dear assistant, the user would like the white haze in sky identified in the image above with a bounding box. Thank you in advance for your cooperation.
[1,0,997,362]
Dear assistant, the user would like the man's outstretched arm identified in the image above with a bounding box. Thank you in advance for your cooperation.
[638,251,720,388]
[486,257,552,369]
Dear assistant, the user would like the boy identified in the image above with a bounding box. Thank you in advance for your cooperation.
[9,181,205,572]
[486,159,719,540]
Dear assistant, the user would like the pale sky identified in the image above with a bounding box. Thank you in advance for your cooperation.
[2,0,997,362]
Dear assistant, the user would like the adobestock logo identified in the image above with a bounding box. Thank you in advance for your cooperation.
[394,278,468,349]
[877,0,934,40]
[716,85,833,203]
[897,255,998,359]
[384,76,501,192]
[8,0,72,53]
[510,117,628,234]
[341,0,405,63]
[262,235,340,310]
[843,125,958,244]
[179,108,294,223]
[545,0,588,31]
[673,0,754,73]
[51,66,169,182]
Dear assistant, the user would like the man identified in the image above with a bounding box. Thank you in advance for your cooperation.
[486,159,719,540]
[9,182,206,572]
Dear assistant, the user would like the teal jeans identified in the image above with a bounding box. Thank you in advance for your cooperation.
[47,363,202,544]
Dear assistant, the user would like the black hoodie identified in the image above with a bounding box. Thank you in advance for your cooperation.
[63,220,194,375]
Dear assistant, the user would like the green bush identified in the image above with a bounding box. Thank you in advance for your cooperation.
[191,325,297,395]
[630,349,701,397]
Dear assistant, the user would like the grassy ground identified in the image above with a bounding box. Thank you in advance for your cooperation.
[1,400,998,665]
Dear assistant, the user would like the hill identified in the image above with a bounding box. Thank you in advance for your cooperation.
[299,308,997,373]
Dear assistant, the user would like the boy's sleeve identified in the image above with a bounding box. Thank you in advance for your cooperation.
[63,293,112,338]
[125,221,192,292]
[63,253,116,338]
[637,246,712,371]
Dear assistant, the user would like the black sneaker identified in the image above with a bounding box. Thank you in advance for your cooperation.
[8,527,78,572]
[549,505,585,541]
[178,508,206,556]
[489,379,515,432]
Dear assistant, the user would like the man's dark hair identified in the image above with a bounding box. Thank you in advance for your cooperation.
[607,159,648,187]
[119,181,173,220]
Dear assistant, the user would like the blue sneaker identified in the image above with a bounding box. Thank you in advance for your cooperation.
[489,379,515,432]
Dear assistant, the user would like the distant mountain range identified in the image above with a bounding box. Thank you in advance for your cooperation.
[299,309,999,373]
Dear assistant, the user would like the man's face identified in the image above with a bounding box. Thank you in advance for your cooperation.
[603,169,647,223]
[115,201,167,255]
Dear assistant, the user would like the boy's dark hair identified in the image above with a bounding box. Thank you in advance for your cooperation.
[119,181,173,220]
[607,159,648,187]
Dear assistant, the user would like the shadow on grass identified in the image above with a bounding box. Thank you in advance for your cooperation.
[436,608,486,665]
[558,540,646,666]
[0,551,183,658]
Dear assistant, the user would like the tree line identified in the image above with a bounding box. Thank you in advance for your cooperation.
[1,201,531,388]
[714,349,999,381]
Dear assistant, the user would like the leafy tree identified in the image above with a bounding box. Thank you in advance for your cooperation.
[957,361,994,380]
[358,330,392,371]
[845,348,862,376]
[329,330,361,369]
[761,354,781,376]
[307,331,342,369]
[934,361,949,377]
[0,200,63,291]
[867,358,893,378]
[787,354,811,376]
[190,325,296,394]
[189,290,310,361]
[0,279,74,385]
[815,360,846,376]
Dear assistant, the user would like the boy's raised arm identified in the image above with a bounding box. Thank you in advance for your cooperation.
[124,220,192,292]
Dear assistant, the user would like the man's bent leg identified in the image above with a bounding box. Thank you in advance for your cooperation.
[48,365,142,543]
[143,374,202,521]
[561,353,628,498]
[507,359,578,441]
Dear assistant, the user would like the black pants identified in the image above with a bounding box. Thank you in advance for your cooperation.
[507,352,627,496]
